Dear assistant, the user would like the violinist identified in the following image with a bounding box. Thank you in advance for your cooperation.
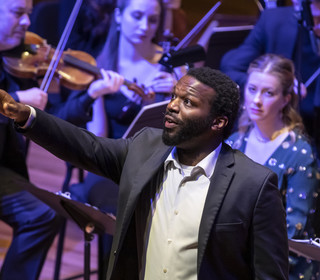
[0,0,123,279]
[0,0,59,279]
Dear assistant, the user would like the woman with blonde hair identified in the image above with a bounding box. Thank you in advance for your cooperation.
[227,53,319,279]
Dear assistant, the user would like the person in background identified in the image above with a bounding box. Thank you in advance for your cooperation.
[220,0,320,161]
[0,0,122,278]
[161,0,187,42]
[0,0,58,279]
[90,0,178,139]
[227,54,320,280]
[68,0,179,277]
[0,66,289,279]
[58,0,116,59]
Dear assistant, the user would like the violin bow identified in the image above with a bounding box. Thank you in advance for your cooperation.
[40,0,83,92]
[173,1,221,51]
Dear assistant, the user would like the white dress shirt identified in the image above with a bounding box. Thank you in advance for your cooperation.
[142,144,221,280]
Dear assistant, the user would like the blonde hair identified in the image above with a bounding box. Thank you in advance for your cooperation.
[238,54,305,135]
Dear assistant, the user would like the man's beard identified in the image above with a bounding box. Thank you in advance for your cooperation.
[162,113,214,146]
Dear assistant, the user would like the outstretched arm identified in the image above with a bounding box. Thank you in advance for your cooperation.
[0,88,129,180]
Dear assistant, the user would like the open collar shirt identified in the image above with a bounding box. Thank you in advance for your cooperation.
[142,143,222,280]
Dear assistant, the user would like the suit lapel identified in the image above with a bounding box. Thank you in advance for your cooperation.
[131,145,172,196]
[197,143,235,269]
[118,142,172,234]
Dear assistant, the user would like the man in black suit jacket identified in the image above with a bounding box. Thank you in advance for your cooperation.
[220,1,320,159]
[0,67,289,279]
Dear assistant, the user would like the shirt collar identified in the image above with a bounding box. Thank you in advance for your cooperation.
[164,143,222,178]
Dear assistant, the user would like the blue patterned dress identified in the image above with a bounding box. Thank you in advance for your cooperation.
[227,129,320,279]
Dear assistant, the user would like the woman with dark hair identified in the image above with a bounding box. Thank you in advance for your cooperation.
[69,0,181,277]
[87,0,178,139]
[227,53,319,279]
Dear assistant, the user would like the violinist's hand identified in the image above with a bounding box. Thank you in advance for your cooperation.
[294,78,307,99]
[0,89,31,123]
[146,72,176,95]
[16,88,48,110]
[88,69,124,99]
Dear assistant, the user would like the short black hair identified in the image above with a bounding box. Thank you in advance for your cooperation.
[187,67,240,139]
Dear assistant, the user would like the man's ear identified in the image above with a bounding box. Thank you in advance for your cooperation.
[114,7,121,25]
[211,117,228,131]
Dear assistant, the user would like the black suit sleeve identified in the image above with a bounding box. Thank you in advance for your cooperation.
[45,88,94,127]
[252,171,289,279]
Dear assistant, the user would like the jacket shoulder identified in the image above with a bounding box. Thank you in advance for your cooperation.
[225,143,276,178]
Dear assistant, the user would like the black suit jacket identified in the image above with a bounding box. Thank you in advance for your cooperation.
[23,109,289,279]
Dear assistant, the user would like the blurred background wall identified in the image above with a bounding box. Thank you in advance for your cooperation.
[32,0,293,30]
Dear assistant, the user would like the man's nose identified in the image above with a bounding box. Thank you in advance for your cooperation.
[168,98,179,112]
[20,14,31,27]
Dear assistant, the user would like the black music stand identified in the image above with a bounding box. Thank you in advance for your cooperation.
[205,25,253,69]
[289,239,320,261]
[122,99,169,138]
[23,183,116,280]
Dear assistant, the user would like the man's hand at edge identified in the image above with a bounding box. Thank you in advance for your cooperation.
[0,89,31,124]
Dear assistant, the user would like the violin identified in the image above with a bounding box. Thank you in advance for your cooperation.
[2,32,150,99]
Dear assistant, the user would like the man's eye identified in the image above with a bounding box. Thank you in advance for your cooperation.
[11,9,28,18]
[184,99,191,106]
[13,11,24,17]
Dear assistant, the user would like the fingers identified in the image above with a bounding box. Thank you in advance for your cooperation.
[88,70,125,99]
[16,88,48,110]
[148,72,176,93]
[293,78,307,99]
[3,102,19,118]
[100,69,124,91]
[152,71,172,81]
[0,89,14,115]
[0,89,29,122]
[37,89,48,110]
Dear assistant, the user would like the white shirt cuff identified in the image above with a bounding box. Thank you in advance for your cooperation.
[20,105,36,129]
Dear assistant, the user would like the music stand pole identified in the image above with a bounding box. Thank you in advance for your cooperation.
[21,183,116,280]
[84,223,95,280]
